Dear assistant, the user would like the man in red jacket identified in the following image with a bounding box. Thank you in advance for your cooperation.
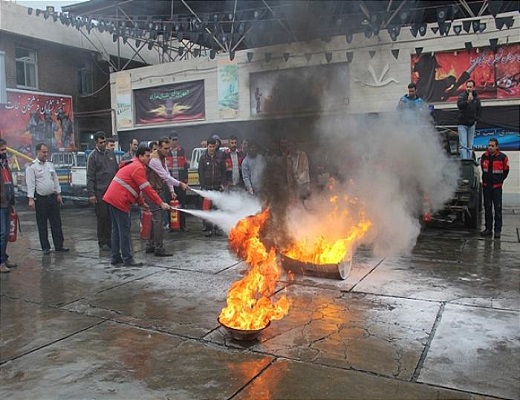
[103,146,170,266]
[480,138,509,239]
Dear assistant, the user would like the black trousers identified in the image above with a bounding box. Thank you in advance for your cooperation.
[483,187,503,233]
[35,193,64,251]
[95,200,111,246]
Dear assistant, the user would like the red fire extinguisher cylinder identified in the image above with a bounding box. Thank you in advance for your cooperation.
[169,200,181,231]
[140,210,153,240]
[8,211,18,242]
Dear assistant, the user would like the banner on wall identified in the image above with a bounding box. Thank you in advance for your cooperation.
[250,63,350,116]
[0,89,74,157]
[218,60,239,119]
[115,74,133,130]
[474,128,520,151]
[411,43,520,103]
[134,80,205,125]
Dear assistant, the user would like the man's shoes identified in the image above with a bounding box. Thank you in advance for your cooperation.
[214,228,224,237]
[494,232,501,239]
[123,260,144,267]
[43,249,51,255]
[5,260,17,268]
[55,247,69,252]
[180,227,189,232]
[145,247,155,254]
[100,244,111,251]
[154,251,173,257]
[480,229,493,237]
[110,259,123,266]
[204,230,213,237]
[0,264,10,273]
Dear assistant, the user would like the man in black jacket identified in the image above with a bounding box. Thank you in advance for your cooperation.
[198,138,226,237]
[457,80,481,160]
[480,138,509,239]
[0,139,16,273]
[87,131,119,250]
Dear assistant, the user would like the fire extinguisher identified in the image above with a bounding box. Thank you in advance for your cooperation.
[8,210,18,242]
[140,210,153,240]
[202,197,212,211]
[169,199,181,231]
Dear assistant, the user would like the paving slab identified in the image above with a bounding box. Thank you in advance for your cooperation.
[418,304,520,400]
[0,321,273,400]
[235,358,491,400]
[352,256,520,309]
[65,269,240,338]
[208,285,440,380]
[0,297,103,363]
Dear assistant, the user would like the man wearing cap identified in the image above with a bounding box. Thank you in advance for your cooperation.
[87,131,119,251]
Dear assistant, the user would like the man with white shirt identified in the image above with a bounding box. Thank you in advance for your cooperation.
[26,143,68,255]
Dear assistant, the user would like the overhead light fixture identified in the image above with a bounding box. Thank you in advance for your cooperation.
[472,20,480,33]
[489,38,499,52]
[418,23,427,36]
[27,7,33,15]
[364,26,373,38]
[410,25,419,38]
[135,39,141,47]
[479,22,487,33]
[345,31,353,44]
[440,22,451,36]
[325,52,332,63]
[209,49,216,59]
[465,41,473,51]
[437,8,448,24]
[453,25,462,35]
[147,41,154,50]
[488,0,503,17]
[229,51,235,61]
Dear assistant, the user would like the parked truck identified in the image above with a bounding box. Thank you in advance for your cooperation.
[423,128,482,229]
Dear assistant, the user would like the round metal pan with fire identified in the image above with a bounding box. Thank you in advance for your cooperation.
[218,318,271,341]
[279,252,353,280]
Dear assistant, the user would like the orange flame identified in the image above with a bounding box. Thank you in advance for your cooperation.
[219,209,289,331]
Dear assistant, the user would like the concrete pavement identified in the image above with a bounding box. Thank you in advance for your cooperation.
[1,204,519,400]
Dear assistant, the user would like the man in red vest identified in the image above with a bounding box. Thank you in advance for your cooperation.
[104,146,170,266]
[0,139,17,273]
[480,138,509,239]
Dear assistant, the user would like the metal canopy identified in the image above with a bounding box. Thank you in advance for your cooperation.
[61,0,519,60]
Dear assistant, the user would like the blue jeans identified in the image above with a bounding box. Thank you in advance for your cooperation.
[458,124,475,160]
[0,207,10,265]
[109,205,133,263]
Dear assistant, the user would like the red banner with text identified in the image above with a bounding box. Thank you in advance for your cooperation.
[411,43,520,103]
[0,89,75,158]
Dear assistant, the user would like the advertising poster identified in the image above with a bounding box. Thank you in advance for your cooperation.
[115,73,133,129]
[411,43,520,103]
[474,128,520,151]
[134,80,205,125]
[0,89,74,158]
[250,63,350,116]
[218,59,239,119]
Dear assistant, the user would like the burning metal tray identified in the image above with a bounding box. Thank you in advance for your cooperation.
[279,253,352,280]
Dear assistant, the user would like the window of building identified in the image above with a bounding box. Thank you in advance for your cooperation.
[78,63,94,95]
[15,47,38,89]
